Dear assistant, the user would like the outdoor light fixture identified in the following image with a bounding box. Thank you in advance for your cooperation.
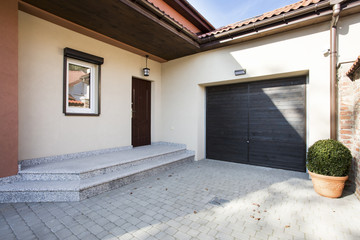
[143,55,150,76]
[234,69,246,76]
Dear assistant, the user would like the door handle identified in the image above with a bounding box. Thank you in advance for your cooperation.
[246,140,250,144]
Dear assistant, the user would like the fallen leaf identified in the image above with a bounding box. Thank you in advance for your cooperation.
[258,211,261,213]
[194,211,197,214]
[285,225,290,228]
[165,188,168,191]
[157,178,160,180]
[264,210,267,212]
[252,209,256,212]
[255,218,261,221]
[168,175,172,177]
[252,203,260,207]
[149,186,152,188]
[205,188,208,191]
[130,192,133,195]
[250,215,254,218]
[133,188,137,190]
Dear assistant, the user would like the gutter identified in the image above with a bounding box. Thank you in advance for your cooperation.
[330,0,345,140]
[199,0,332,43]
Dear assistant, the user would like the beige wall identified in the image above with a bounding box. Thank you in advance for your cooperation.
[18,10,360,162]
[18,12,162,160]
[162,14,360,160]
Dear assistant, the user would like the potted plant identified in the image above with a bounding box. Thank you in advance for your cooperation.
[307,139,352,198]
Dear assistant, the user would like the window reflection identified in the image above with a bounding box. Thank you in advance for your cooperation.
[68,63,91,109]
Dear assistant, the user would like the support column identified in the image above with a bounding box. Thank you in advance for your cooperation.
[0,0,18,177]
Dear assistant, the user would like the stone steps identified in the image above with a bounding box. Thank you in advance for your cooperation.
[0,143,194,203]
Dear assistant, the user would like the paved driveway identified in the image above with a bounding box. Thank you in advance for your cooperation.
[1,160,359,240]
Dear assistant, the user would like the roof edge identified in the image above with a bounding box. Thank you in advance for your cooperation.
[163,0,215,33]
[199,0,331,39]
[346,56,360,80]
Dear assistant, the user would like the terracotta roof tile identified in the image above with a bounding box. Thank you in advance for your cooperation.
[346,56,360,80]
[198,0,323,38]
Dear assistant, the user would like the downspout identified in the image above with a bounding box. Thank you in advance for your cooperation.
[330,1,344,140]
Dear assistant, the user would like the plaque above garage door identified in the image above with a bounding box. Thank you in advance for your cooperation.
[206,77,306,172]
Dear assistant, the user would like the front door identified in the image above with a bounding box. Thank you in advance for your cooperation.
[132,78,151,147]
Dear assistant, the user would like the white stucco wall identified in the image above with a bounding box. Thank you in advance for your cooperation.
[161,14,360,160]
[18,11,162,160]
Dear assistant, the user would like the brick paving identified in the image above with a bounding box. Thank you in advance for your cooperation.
[1,159,360,240]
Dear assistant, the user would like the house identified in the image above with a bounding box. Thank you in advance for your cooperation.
[0,0,360,199]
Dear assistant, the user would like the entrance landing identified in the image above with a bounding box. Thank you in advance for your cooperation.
[0,143,194,203]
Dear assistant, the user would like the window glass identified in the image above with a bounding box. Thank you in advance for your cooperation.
[68,63,91,109]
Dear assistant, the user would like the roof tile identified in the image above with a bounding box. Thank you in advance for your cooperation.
[198,0,323,38]
[346,56,360,80]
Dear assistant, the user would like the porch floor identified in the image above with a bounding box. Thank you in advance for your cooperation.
[1,159,359,239]
[20,144,189,174]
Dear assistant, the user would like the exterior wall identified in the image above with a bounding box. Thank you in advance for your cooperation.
[0,0,18,177]
[18,11,162,160]
[338,63,360,200]
[161,14,360,161]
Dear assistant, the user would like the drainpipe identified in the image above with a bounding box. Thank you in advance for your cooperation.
[330,0,344,140]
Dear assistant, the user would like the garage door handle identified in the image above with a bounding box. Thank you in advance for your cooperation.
[246,140,250,144]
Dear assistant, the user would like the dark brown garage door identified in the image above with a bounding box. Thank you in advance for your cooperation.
[206,77,306,172]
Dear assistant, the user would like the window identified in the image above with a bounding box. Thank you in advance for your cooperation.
[63,48,104,116]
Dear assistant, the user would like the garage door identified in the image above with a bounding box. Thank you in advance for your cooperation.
[206,77,306,172]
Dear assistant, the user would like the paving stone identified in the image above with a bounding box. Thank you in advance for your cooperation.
[88,224,104,235]
[95,230,110,239]
[55,228,73,239]
[109,226,127,236]
[64,234,79,240]
[69,224,87,235]
[76,230,95,239]
[103,222,117,231]
[1,160,360,240]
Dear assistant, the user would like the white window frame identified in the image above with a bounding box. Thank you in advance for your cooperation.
[63,48,103,116]
[66,59,97,114]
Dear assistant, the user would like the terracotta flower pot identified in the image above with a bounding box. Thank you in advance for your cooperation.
[308,170,348,198]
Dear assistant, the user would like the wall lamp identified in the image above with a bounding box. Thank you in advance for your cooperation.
[143,55,150,76]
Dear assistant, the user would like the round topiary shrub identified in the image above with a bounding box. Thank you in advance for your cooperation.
[307,139,352,177]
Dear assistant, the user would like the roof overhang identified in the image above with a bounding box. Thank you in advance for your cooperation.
[19,0,360,62]
[20,0,202,62]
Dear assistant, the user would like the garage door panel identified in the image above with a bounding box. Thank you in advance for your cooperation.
[249,140,306,171]
[206,139,248,163]
[206,77,306,172]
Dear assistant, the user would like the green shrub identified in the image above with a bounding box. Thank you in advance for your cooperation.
[307,139,352,177]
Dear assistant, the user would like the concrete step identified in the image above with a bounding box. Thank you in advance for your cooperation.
[20,147,187,181]
[0,144,194,203]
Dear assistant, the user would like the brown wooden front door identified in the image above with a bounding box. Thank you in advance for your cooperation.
[132,78,151,147]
